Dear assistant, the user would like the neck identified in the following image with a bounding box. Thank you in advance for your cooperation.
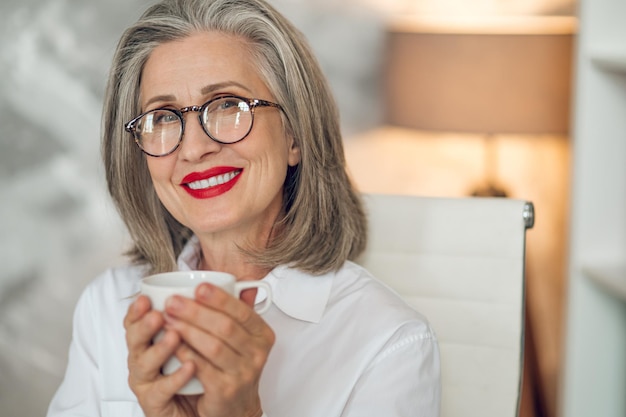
[197,239,271,281]
[195,219,280,281]
[193,194,285,280]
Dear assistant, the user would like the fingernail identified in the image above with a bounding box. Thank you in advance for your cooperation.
[163,313,175,325]
[197,283,212,299]
[133,299,142,314]
[166,296,182,311]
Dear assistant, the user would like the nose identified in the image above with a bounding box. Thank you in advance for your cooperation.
[177,110,222,161]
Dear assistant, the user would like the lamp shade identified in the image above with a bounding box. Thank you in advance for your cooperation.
[385,16,576,135]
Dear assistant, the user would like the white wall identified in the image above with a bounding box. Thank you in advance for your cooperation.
[0,2,136,415]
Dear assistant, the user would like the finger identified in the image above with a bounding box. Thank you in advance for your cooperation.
[239,288,258,308]
[125,307,164,353]
[129,329,181,384]
[124,295,151,330]
[182,339,264,410]
[156,359,196,397]
[196,283,276,351]
[147,361,196,398]
[166,316,242,370]
[165,289,275,359]
[132,360,196,413]
[172,342,246,397]
[194,284,268,336]
[165,295,249,349]
[172,344,224,394]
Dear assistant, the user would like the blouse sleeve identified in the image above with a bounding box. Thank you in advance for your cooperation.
[47,284,102,417]
[341,323,441,417]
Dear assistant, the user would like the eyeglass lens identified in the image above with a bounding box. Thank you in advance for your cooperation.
[135,97,253,156]
[202,97,252,143]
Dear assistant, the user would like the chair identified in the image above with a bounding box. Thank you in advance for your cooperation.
[357,193,534,417]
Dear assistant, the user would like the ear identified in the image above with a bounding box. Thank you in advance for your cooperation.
[287,136,301,167]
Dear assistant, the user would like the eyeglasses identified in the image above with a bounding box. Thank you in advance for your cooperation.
[125,95,283,157]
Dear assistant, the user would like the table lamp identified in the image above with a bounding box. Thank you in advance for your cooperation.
[384,15,575,197]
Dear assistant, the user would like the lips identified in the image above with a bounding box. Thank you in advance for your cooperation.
[181,166,242,199]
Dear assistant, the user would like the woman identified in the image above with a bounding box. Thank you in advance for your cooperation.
[47,0,440,416]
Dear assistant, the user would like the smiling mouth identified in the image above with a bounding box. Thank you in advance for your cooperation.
[185,169,242,190]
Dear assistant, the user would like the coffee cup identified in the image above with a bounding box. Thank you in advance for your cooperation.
[140,270,272,395]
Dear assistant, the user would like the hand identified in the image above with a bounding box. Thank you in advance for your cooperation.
[163,282,275,417]
[124,295,197,417]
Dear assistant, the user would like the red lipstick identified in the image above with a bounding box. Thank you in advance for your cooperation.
[181,166,242,199]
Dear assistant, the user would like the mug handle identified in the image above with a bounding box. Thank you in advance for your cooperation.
[234,281,272,314]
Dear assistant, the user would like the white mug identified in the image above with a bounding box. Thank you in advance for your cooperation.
[140,270,272,395]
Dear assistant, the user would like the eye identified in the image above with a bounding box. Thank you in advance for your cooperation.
[136,110,179,134]
[217,97,245,111]
[205,96,249,114]
[152,110,180,124]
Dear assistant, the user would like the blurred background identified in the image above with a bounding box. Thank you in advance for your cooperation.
[1,0,625,416]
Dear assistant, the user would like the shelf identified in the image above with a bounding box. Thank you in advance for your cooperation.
[583,264,626,301]
[590,50,626,74]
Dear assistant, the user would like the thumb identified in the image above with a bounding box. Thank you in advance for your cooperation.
[239,287,258,308]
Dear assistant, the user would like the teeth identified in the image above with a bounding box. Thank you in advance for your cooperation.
[187,170,240,190]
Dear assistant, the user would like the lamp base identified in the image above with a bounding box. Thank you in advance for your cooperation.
[470,182,508,198]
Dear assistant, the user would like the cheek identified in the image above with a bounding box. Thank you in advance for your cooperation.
[145,158,179,205]
[145,157,174,183]
[245,126,292,170]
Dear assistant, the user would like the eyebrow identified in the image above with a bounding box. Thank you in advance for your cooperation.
[143,81,254,108]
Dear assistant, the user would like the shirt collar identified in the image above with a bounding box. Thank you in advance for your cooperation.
[177,236,333,324]
[177,235,202,272]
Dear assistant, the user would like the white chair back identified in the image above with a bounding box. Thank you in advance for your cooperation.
[358,193,533,417]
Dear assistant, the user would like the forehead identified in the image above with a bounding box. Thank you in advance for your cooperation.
[139,32,270,103]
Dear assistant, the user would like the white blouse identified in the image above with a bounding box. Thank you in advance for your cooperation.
[47,237,441,417]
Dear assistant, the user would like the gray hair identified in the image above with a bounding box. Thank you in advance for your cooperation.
[102,0,366,275]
